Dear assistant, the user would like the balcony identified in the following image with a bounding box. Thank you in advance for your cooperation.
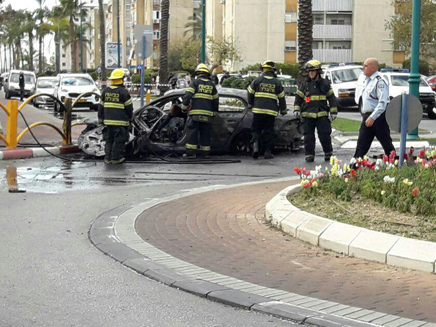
[313,49,352,62]
[313,25,352,40]
[313,0,353,12]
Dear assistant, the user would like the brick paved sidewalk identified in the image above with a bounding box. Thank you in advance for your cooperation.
[136,181,436,323]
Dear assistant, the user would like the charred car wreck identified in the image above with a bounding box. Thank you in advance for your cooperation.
[78,88,302,157]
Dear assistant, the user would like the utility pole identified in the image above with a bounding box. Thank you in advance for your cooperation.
[80,0,84,72]
[201,0,206,62]
[407,0,421,140]
[117,0,121,68]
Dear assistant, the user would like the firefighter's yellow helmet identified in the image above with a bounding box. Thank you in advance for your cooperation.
[305,60,322,71]
[109,69,126,80]
[195,63,211,75]
[261,60,275,70]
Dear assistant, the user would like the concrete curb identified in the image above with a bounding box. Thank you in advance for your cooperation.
[89,179,434,327]
[0,145,80,160]
[266,185,436,274]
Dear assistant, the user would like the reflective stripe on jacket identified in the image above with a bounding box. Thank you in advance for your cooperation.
[98,85,133,126]
[181,75,219,116]
[294,77,338,119]
[247,72,286,117]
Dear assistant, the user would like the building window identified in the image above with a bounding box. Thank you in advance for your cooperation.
[153,30,160,40]
[62,54,66,58]
[285,40,296,52]
[62,63,66,67]
[331,19,345,25]
[284,12,297,23]
[153,10,160,20]
[314,15,324,25]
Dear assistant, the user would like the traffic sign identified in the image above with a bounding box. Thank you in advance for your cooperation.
[137,64,143,69]
[386,94,423,133]
[134,25,153,59]
[105,42,122,69]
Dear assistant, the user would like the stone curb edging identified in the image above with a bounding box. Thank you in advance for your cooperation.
[89,179,434,327]
[266,185,436,274]
[0,145,80,160]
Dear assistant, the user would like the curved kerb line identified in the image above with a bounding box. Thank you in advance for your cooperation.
[91,177,429,327]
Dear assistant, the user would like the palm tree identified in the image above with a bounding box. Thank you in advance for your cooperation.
[22,11,37,71]
[297,0,313,83]
[47,6,70,73]
[35,0,49,74]
[184,13,202,42]
[159,0,170,92]
[60,0,83,72]
[98,0,106,81]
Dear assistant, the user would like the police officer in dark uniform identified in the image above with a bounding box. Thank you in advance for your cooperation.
[98,69,133,164]
[247,60,287,159]
[294,60,338,162]
[19,72,25,101]
[354,58,395,159]
[181,63,219,159]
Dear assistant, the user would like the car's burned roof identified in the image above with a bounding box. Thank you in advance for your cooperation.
[164,87,248,99]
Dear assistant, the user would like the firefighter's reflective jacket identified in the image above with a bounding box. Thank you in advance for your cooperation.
[98,85,133,126]
[247,72,287,116]
[181,75,219,117]
[294,77,338,119]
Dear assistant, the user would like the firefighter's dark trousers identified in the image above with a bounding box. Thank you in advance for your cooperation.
[302,116,332,156]
[185,117,211,156]
[103,125,129,161]
[251,114,276,152]
[354,112,395,158]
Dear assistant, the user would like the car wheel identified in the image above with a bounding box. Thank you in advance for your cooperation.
[427,105,436,120]
[230,131,253,156]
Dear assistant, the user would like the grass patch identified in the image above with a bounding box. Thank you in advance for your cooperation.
[332,118,361,132]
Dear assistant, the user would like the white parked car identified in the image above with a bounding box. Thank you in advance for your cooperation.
[322,65,363,109]
[53,73,100,112]
[32,76,58,108]
[355,72,436,120]
[4,70,37,99]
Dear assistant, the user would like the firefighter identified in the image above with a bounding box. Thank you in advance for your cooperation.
[247,60,287,159]
[293,60,338,162]
[98,69,133,164]
[181,63,219,159]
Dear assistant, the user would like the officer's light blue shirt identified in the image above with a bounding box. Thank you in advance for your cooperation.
[361,71,389,120]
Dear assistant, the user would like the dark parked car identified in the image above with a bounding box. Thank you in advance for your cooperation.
[78,88,302,157]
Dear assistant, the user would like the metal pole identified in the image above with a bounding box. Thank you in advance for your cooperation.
[117,0,121,68]
[399,93,408,167]
[201,0,206,62]
[407,0,421,140]
[140,34,146,107]
[80,1,84,72]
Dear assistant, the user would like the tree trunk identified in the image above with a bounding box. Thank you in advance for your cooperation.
[28,34,35,71]
[70,16,77,72]
[98,0,106,81]
[39,35,43,74]
[159,0,170,93]
[297,0,313,85]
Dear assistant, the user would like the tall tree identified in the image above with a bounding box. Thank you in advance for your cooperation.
[386,0,436,58]
[35,0,45,74]
[60,0,83,72]
[48,6,70,73]
[98,0,106,81]
[184,14,202,42]
[159,0,169,91]
[297,0,313,83]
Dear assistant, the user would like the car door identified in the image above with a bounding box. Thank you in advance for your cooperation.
[210,95,248,151]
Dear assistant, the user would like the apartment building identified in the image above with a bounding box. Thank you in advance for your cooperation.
[208,0,403,70]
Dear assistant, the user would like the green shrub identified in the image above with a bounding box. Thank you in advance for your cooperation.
[402,59,430,76]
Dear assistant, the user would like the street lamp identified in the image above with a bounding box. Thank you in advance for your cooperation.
[201,0,206,62]
[80,0,84,72]
[117,0,121,68]
[407,0,421,140]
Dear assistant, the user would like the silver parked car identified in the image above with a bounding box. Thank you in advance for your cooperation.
[32,76,58,108]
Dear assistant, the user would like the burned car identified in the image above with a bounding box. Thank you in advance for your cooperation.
[78,88,302,157]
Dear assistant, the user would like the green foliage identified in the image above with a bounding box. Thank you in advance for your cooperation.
[402,59,430,76]
[240,63,299,79]
[386,0,436,58]
[222,76,255,90]
[207,36,241,66]
[131,74,152,84]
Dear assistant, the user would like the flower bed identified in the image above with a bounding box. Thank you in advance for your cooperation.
[290,148,436,242]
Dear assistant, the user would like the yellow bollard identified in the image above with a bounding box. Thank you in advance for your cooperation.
[146,89,151,104]
[6,100,18,149]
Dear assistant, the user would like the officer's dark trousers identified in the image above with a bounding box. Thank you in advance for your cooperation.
[185,117,211,156]
[251,114,275,152]
[20,87,25,101]
[354,112,395,158]
[103,125,129,161]
[302,116,332,156]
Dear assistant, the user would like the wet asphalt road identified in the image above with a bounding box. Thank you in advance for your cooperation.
[0,148,357,327]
